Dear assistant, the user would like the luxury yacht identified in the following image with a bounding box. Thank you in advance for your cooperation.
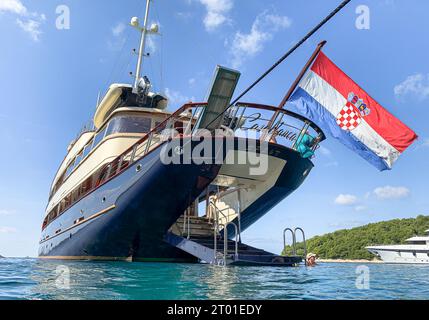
[367,230,429,264]
[39,1,325,266]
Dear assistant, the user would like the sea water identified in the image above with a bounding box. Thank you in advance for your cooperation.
[0,258,428,300]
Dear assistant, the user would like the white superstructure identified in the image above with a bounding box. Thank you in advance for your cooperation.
[366,230,429,264]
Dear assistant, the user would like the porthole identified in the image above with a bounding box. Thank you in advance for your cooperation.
[136,164,142,172]
[102,197,106,203]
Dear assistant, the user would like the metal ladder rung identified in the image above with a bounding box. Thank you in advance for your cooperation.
[283,227,307,265]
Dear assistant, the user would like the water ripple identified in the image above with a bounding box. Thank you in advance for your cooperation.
[0,259,428,300]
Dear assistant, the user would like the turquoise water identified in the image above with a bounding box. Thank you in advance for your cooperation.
[1,258,429,300]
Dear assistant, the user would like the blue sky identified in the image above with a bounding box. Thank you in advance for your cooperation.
[0,0,428,257]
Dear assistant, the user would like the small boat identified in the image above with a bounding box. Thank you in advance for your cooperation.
[38,0,326,266]
[367,230,429,264]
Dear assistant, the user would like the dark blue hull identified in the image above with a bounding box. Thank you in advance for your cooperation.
[39,141,220,262]
[39,138,313,262]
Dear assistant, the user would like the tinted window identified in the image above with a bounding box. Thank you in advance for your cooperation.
[74,150,84,167]
[105,116,152,136]
[93,127,107,148]
[82,139,93,159]
[65,158,76,177]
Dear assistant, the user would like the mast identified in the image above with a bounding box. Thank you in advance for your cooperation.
[132,0,152,90]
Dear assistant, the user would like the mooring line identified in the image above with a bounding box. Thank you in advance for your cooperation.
[203,0,353,130]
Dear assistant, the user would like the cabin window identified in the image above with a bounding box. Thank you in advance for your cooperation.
[105,116,152,136]
[64,194,71,209]
[410,241,426,245]
[72,188,80,203]
[82,138,93,159]
[50,172,65,199]
[82,176,93,195]
[95,165,110,187]
[74,150,84,168]
[108,158,121,178]
[174,121,185,134]
[65,158,76,177]
[93,127,107,149]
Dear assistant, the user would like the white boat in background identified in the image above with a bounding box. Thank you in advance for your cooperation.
[366,230,429,264]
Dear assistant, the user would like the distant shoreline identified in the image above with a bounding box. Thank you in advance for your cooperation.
[318,259,383,264]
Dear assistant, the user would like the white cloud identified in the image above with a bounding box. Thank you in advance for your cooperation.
[229,11,292,68]
[0,0,27,15]
[354,205,367,212]
[0,227,17,234]
[176,12,193,21]
[16,18,43,41]
[334,194,358,206]
[264,14,293,30]
[373,186,410,200]
[0,0,46,41]
[198,0,233,31]
[318,145,331,156]
[394,73,429,100]
[112,22,126,37]
[165,88,195,107]
[324,161,339,167]
[0,209,14,216]
[108,22,127,51]
[329,220,365,229]
[146,36,157,53]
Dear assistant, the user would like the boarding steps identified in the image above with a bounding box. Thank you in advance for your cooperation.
[170,216,214,237]
[166,216,302,266]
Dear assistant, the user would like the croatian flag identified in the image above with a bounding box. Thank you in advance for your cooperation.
[288,52,418,171]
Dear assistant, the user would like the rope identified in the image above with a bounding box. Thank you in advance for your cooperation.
[203,0,353,130]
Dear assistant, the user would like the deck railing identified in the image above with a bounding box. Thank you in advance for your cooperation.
[42,102,325,230]
[110,102,326,169]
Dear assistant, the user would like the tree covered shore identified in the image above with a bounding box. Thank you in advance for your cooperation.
[283,215,429,260]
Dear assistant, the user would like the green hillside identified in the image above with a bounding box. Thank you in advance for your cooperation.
[283,215,429,260]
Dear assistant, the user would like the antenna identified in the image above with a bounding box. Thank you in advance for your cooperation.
[130,0,159,92]
[96,91,101,109]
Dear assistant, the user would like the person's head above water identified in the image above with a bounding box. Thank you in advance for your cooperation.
[306,253,317,266]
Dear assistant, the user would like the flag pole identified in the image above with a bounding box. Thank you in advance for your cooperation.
[278,40,327,110]
[202,0,352,130]
[265,41,327,138]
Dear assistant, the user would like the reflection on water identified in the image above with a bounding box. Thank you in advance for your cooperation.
[0,258,429,300]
